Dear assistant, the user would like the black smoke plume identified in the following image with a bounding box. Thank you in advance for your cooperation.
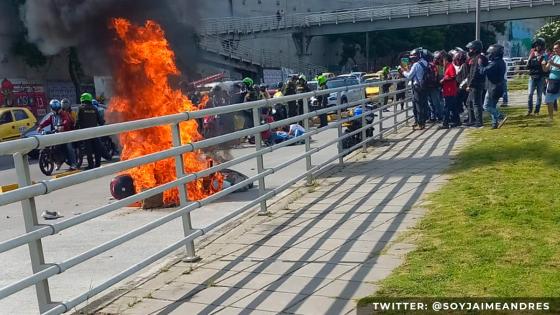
[18,0,201,76]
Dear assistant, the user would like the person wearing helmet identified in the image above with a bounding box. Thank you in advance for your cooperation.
[38,99,78,170]
[465,40,488,128]
[440,51,460,129]
[296,74,311,118]
[283,75,299,118]
[316,75,329,127]
[526,37,548,116]
[381,66,392,107]
[478,44,507,129]
[76,92,103,169]
[403,47,429,130]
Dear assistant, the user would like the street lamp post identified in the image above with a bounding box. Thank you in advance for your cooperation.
[475,0,480,40]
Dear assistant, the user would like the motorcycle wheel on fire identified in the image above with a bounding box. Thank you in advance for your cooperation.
[101,136,118,161]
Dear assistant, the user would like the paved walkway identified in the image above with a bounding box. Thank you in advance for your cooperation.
[94,125,467,315]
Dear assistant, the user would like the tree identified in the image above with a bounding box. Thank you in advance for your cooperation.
[328,22,504,70]
[535,20,560,50]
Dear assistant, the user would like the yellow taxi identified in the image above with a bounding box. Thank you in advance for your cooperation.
[363,72,382,98]
[0,107,37,142]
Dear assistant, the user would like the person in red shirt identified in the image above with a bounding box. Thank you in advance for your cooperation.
[440,51,460,129]
[38,99,78,170]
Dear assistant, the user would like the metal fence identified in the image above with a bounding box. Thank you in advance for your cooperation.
[199,35,328,76]
[0,79,412,314]
[198,0,554,36]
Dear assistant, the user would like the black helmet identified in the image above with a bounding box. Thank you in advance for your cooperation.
[277,81,284,89]
[466,40,483,54]
[409,47,424,62]
[486,44,504,61]
[423,49,434,62]
[532,37,546,49]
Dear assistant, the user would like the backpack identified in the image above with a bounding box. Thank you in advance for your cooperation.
[419,61,438,89]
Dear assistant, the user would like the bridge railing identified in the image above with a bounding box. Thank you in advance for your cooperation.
[199,0,554,35]
[199,35,328,75]
[0,79,412,314]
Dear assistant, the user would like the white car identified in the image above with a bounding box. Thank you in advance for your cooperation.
[326,78,364,107]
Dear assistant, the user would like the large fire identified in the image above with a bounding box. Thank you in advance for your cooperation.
[108,18,222,205]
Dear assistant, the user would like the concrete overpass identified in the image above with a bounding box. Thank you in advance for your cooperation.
[200,0,559,37]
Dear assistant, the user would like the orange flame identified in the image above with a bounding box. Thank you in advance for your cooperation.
[108,18,222,205]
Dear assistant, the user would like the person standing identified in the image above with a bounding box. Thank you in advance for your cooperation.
[284,75,298,118]
[404,48,429,130]
[480,44,507,129]
[316,75,329,127]
[526,38,548,115]
[440,51,460,129]
[75,93,103,169]
[296,75,311,117]
[465,40,488,128]
[543,41,560,122]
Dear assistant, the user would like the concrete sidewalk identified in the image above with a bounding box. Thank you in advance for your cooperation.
[93,125,467,315]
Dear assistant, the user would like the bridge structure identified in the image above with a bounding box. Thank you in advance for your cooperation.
[198,0,560,56]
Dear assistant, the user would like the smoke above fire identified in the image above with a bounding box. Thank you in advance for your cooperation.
[14,0,201,75]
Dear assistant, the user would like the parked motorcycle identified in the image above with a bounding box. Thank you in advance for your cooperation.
[341,105,376,150]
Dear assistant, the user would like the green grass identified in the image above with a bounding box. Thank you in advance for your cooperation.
[508,75,529,91]
[359,109,560,304]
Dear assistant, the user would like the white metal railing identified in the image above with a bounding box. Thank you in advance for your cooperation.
[199,0,554,35]
[0,79,413,314]
[199,35,328,75]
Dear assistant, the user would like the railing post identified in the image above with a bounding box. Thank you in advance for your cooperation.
[361,89,367,153]
[303,98,313,185]
[13,152,53,313]
[405,84,410,125]
[379,104,384,141]
[336,92,344,165]
[171,124,200,262]
[394,97,398,133]
[252,107,269,215]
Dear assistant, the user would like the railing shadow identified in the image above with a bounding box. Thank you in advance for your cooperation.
[145,125,463,314]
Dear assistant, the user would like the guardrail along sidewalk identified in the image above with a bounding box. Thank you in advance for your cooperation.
[0,79,412,314]
[92,117,468,315]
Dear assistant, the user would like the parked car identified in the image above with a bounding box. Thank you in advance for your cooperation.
[0,107,37,142]
[363,73,381,98]
[326,78,363,107]
[350,72,367,83]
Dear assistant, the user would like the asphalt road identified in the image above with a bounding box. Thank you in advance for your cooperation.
[0,108,406,314]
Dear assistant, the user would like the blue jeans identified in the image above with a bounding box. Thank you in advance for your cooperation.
[428,88,443,120]
[484,90,503,127]
[65,143,76,166]
[528,76,544,113]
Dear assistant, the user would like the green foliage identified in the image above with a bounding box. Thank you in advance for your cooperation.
[329,22,503,68]
[535,20,560,50]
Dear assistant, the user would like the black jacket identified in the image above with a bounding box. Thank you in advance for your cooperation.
[480,59,506,86]
[467,54,488,89]
[76,103,103,129]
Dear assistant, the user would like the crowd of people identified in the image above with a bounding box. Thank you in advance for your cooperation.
[402,40,507,130]
[202,74,317,147]
[402,37,560,131]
